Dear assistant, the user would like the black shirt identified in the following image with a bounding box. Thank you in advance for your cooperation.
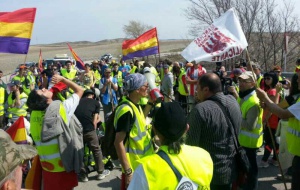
[75,97,100,133]
[115,98,138,133]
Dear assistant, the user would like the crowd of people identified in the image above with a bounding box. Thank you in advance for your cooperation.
[0,56,300,190]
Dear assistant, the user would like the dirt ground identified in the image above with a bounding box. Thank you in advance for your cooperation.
[0,40,190,75]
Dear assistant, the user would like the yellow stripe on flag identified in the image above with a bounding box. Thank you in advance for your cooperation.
[122,37,158,56]
[0,22,34,38]
[14,127,27,142]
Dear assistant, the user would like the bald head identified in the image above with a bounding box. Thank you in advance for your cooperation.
[198,73,222,94]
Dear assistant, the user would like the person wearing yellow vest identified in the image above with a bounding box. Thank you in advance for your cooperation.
[60,61,77,80]
[91,60,101,88]
[256,70,300,190]
[6,80,28,124]
[114,73,155,189]
[128,102,213,190]
[187,73,242,190]
[173,65,188,112]
[129,62,137,74]
[112,63,124,99]
[12,65,32,95]
[0,85,7,129]
[229,71,263,190]
[26,74,84,190]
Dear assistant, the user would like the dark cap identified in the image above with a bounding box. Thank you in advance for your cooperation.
[153,102,187,141]
[83,89,95,97]
[7,80,21,87]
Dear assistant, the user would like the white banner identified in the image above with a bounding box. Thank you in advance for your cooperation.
[181,8,248,63]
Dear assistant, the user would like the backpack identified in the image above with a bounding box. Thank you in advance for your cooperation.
[101,101,136,160]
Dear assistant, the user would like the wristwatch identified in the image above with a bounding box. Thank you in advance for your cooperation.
[125,168,132,176]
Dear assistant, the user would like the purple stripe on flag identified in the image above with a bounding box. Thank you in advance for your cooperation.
[122,46,158,61]
[0,36,30,54]
[76,61,85,70]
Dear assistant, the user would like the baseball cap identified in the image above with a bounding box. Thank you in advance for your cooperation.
[238,71,256,82]
[7,80,21,87]
[19,65,26,69]
[0,129,37,181]
[163,64,169,69]
[153,102,187,141]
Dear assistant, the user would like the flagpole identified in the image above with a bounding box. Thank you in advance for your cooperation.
[23,54,28,64]
[245,48,256,81]
[284,52,287,72]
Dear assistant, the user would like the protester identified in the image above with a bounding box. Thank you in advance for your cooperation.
[0,79,7,129]
[75,89,110,182]
[118,60,131,79]
[294,59,300,72]
[112,63,124,99]
[27,74,84,190]
[172,65,188,112]
[60,61,77,80]
[80,63,95,88]
[256,70,300,190]
[99,68,118,117]
[161,64,174,102]
[91,60,101,88]
[128,102,213,190]
[259,71,280,168]
[186,73,241,190]
[0,129,37,190]
[186,60,206,112]
[114,73,155,189]
[229,71,263,190]
[5,80,28,124]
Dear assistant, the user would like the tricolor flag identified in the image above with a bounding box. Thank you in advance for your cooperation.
[38,49,43,72]
[122,28,159,61]
[6,116,27,144]
[0,8,36,54]
[181,8,248,63]
[67,43,85,70]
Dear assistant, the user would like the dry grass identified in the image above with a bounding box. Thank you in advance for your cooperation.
[0,40,190,75]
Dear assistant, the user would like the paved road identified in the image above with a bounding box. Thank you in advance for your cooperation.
[75,151,291,190]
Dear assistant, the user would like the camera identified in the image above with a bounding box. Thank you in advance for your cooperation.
[279,80,287,85]
[213,70,233,95]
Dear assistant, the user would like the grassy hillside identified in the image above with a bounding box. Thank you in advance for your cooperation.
[0,40,190,75]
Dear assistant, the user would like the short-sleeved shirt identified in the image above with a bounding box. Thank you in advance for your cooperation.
[263,88,279,128]
[75,97,100,133]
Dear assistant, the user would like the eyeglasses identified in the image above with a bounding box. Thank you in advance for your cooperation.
[264,77,272,80]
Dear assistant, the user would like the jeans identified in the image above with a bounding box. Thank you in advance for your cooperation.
[81,130,104,174]
[292,156,300,190]
[243,147,258,190]
[102,102,113,118]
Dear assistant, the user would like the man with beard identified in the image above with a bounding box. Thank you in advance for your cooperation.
[186,73,242,190]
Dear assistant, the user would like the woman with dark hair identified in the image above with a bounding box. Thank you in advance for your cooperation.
[128,102,213,190]
[259,71,280,168]
[80,63,95,88]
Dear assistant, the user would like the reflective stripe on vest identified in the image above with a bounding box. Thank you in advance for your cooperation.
[238,92,263,148]
[114,98,154,170]
[137,145,213,190]
[7,92,28,117]
[93,70,101,84]
[287,97,300,156]
[30,103,68,172]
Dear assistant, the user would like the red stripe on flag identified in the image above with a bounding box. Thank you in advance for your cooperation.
[67,43,85,70]
[0,8,36,23]
[122,28,158,49]
[6,116,27,144]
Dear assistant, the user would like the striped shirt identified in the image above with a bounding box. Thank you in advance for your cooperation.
[186,66,206,96]
[186,93,242,185]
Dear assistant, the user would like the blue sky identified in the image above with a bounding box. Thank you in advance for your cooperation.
[1,0,191,44]
[1,0,299,45]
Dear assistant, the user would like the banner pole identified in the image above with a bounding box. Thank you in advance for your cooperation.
[23,54,28,64]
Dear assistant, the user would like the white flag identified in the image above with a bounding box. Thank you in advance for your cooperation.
[181,8,248,63]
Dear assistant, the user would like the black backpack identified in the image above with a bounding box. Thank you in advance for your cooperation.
[101,101,136,160]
